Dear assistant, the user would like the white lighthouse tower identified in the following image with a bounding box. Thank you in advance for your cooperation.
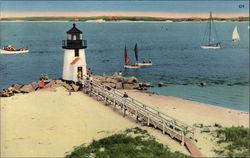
[62,24,87,82]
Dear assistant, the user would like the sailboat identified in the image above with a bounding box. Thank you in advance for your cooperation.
[124,45,141,69]
[201,11,221,49]
[134,43,153,66]
[232,26,240,42]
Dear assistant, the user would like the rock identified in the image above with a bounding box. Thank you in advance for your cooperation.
[115,76,123,82]
[106,77,118,84]
[12,83,23,90]
[71,84,80,92]
[143,82,151,87]
[43,79,52,84]
[44,80,56,88]
[200,82,206,87]
[103,83,116,88]
[31,82,39,90]
[123,83,135,89]
[122,77,129,84]
[127,76,138,84]
[115,82,123,89]
[0,91,9,97]
[113,72,119,78]
[55,80,64,85]
[20,84,35,93]
[158,82,165,87]
[62,83,72,90]
[7,87,21,93]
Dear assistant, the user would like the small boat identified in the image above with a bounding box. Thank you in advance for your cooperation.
[201,11,221,49]
[0,45,29,54]
[134,43,152,66]
[124,45,141,69]
[232,26,240,42]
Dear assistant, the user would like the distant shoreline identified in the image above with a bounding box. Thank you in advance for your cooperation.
[0,20,249,23]
[0,16,249,23]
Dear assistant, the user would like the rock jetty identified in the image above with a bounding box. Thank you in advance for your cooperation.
[0,75,151,97]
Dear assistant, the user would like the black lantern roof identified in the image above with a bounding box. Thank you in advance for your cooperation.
[67,24,82,34]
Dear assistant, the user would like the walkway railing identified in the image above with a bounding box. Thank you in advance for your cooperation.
[81,76,202,157]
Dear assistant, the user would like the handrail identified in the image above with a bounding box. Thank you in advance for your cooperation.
[82,75,195,138]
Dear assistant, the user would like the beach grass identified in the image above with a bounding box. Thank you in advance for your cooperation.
[215,126,250,157]
[65,127,190,158]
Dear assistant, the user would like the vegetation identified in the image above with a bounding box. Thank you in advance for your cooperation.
[40,74,49,80]
[1,16,249,22]
[65,127,190,158]
[215,126,250,157]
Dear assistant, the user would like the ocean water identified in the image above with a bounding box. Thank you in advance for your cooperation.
[0,22,249,111]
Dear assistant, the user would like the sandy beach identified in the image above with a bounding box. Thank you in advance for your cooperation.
[1,87,248,157]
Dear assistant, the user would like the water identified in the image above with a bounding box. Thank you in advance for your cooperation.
[0,22,249,111]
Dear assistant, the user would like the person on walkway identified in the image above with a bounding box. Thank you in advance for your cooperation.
[119,71,123,77]
[86,68,90,76]
[39,80,45,88]
[123,92,128,104]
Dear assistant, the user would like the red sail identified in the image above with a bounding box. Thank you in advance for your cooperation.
[124,46,130,65]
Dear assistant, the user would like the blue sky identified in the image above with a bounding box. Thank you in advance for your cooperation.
[1,1,249,17]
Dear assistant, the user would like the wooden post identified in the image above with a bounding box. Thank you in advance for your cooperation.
[147,115,150,126]
[123,103,126,117]
[181,131,185,146]
[162,122,165,134]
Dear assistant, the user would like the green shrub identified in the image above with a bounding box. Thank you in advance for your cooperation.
[65,128,190,158]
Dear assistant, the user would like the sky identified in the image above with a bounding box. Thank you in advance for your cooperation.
[1,1,249,18]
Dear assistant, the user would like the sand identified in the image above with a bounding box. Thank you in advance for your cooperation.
[1,87,189,157]
[1,87,248,157]
[120,89,249,157]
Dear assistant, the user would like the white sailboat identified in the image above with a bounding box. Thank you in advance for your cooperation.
[232,26,240,42]
[201,11,221,49]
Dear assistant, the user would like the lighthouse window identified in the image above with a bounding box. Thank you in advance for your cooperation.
[79,34,82,40]
[67,34,71,40]
[73,35,77,40]
[75,49,79,57]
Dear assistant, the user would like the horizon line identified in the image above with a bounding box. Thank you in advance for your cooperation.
[2,11,249,19]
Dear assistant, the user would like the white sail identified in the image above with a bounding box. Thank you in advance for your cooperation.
[232,26,240,41]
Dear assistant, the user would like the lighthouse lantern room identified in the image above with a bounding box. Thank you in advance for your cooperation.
[62,24,87,82]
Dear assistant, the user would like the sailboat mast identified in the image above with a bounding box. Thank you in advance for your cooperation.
[208,11,212,44]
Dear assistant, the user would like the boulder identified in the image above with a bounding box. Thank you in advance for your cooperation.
[55,80,64,85]
[113,72,119,78]
[123,83,135,89]
[115,76,123,82]
[158,82,165,87]
[115,82,123,89]
[20,84,35,93]
[71,84,80,92]
[12,83,23,90]
[44,80,56,88]
[31,82,39,90]
[200,82,206,87]
[43,79,52,84]
[62,83,72,90]
[106,77,117,84]
[7,87,21,93]
[127,76,138,84]
[122,77,129,84]
[103,83,116,88]
[140,82,151,87]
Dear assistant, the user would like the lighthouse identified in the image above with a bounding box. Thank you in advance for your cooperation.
[62,24,87,82]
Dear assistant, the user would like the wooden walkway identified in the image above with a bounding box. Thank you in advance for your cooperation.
[81,77,203,157]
